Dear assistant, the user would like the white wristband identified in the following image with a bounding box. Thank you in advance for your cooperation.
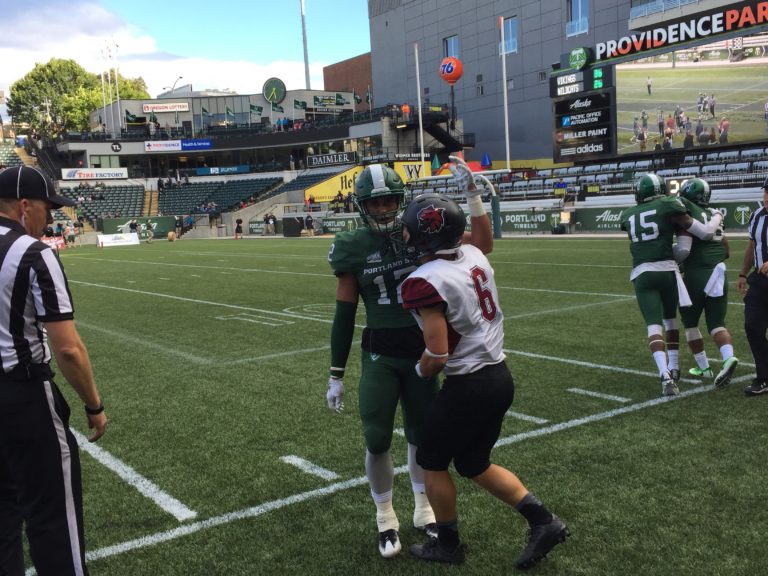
[468,195,485,218]
[423,348,449,358]
[415,361,424,378]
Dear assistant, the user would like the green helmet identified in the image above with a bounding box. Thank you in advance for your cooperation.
[679,177,711,207]
[354,164,406,233]
[634,173,667,204]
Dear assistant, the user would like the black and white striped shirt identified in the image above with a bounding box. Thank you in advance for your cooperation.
[0,217,74,374]
[747,206,768,272]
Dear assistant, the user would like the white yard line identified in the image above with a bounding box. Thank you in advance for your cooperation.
[505,411,549,424]
[72,430,197,522]
[279,456,340,481]
[75,321,212,365]
[505,296,634,320]
[567,387,632,403]
[497,286,632,298]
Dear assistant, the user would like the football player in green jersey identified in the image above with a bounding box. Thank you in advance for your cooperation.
[326,162,492,558]
[620,173,723,396]
[674,178,739,388]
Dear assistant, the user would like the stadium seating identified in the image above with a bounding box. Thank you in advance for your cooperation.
[60,185,144,222]
[701,163,726,175]
[0,144,23,168]
[718,150,739,163]
[725,162,750,173]
[677,165,701,176]
[740,148,765,161]
[752,160,768,172]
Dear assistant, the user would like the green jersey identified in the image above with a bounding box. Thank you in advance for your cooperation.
[328,228,418,329]
[680,198,726,270]
[620,196,688,267]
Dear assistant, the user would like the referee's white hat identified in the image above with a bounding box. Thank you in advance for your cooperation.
[0,166,76,208]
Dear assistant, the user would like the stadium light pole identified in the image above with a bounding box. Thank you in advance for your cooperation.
[300,0,311,89]
[499,16,510,170]
[170,76,183,95]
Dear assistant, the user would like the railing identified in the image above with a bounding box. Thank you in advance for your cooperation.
[629,0,699,20]
[565,17,588,38]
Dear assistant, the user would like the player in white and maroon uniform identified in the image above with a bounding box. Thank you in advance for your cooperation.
[400,193,570,570]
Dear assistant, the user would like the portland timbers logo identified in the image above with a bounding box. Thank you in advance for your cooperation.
[735,205,752,225]
[569,47,588,70]
[417,204,445,234]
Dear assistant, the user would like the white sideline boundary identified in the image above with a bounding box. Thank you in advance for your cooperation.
[72,430,197,522]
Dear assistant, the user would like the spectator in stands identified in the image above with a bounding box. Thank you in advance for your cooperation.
[289,154,296,171]
[718,117,729,144]
[662,136,672,151]
[683,130,694,149]
[183,174,189,186]
[695,117,704,139]
[157,177,164,192]
[653,138,662,152]
[697,128,710,147]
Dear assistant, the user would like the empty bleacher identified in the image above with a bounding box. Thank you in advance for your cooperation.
[60,184,144,222]
[158,177,283,215]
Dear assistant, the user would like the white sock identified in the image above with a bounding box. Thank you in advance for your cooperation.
[720,344,734,361]
[694,351,709,370]
[652,350,668,376]
[371,491,399,532]
[407,443,435,527]
[667,349,679,371]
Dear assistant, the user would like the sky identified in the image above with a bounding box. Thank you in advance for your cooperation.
[0,0,370,118]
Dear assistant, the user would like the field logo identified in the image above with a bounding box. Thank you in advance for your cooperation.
[562,116,572,127]
[569,48,589,70]
[735,205,752,225]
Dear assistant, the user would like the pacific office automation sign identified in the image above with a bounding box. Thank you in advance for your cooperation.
[553,92,616,163]
[595,2,768,61]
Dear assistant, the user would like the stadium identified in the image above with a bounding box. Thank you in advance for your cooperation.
[0,1,766,574]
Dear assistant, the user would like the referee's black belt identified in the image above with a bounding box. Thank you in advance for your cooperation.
[0,363,53,382]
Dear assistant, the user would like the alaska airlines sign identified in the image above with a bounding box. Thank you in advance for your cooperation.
[596,2,768,61]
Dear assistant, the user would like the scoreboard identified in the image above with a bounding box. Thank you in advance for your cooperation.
[551,66,617,163]
[549,67,614,98]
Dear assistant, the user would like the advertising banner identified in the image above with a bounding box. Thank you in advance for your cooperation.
[102,217,175,239]
[196,165,250,176]
[553,91,616,163]
[181,139,212,151]
[305,166,364,203]
[145,140,182,152]
[97,233,140,247]
[307,152,357,168]
[322,217,364,234]
[143,102,190,113]
[499,209,559,233]
[61,168,128,180]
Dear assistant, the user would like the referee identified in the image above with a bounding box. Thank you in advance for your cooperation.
[736,176,768,396]
[0,166,107,575]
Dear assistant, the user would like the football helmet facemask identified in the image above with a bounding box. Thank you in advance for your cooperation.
[353,164,406,233]
[634,173,667,204]
[401,193,467,257]
[679,177,711,207]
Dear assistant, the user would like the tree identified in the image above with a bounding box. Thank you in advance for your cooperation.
[6,58,149,133]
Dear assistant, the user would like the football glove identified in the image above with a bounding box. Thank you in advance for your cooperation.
[326,376,344,413]
[447,156,481,199]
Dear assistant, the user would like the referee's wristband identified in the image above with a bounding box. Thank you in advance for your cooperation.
[85,402,105,416]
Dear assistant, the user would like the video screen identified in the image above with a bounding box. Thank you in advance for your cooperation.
[615,33,768,154]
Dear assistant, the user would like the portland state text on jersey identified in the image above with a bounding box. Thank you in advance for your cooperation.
[363,256,412,277]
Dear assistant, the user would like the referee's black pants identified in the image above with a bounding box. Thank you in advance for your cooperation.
[0,370,88,576]
[745,272,768,382]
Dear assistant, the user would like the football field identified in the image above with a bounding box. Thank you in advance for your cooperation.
[36,236,764,575]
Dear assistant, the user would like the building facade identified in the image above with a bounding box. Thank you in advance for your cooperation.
[368,0,746,164]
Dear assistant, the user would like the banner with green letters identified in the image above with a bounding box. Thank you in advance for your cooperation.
[103,216,175,239]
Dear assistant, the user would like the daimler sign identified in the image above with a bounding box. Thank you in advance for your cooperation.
[307,152,357,168]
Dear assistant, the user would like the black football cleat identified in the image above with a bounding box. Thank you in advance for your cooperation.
[409,537,466,564]
[515,515,570,570]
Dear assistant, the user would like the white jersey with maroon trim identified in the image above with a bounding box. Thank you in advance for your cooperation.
[401,244,505,375]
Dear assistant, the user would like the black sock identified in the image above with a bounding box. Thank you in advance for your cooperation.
[437,519,460,549]
[515,493,554,526]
